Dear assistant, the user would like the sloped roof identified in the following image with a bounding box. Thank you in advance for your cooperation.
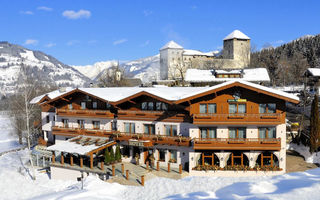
[185,68,270,83]
[305,68,320,77]
[30,87,74,104]
[160,41,183,50]
[224,30,250,40]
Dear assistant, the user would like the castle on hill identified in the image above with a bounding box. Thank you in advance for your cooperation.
[159,30,251,81]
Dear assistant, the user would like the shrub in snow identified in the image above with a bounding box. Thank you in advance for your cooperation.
[115,145,121,162]
[110,147,115,163]
[104,148,110,164]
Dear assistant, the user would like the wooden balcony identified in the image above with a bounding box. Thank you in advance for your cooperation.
[52,126,115,137]
[113,132,192,147]
[56,109,114,119]
[193,113,284,125]
[194,138,281,151]
[117,110,190,122]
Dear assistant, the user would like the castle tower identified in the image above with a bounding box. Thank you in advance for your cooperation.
[160,41,184,80]
[223,30,251,68]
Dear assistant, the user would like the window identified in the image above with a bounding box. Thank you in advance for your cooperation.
[227,151,249,166]
[46,115,50,123]
[124,123,135,133]
[106,102,111,109]
[62,119,68,128]
[259,103,276,113]
[141,102,148,110]
[68,103,73,110]
[81,102,86,109]
[200,152,220,166]
[156,102,162,111]
[148,102,154,110]
[78,120,85,129]
[229,104,246,113]
[200,103,216,113]
[93,121,100,129]
[169,150,177,163]
[144,124,155,135]
[259,127,276,139]
[200,127,217,139]
[165,125,177,136]
[256,152,279,167]
[92,102,97,109]
[158,149,165,161]
[229,127,246,138]
[111,121,117,131]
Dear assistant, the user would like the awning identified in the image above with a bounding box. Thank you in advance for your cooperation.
[47,135,116,155]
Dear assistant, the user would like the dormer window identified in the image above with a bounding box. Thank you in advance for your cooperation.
[92,102,97,109]
[200,103,216,114]
[142,102,168,111]
[68,103,73,110]
[81,102,86,110]
[259,104,276,113]
[229,103,246,114]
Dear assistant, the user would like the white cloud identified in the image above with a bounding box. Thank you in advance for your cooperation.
[62,9,91,19]
[24,39,38,45]
[45,43,56,48]
[113,39,128,45]
[143,10,153,17]
[20,11,34,15]
[37,6,53,11]
[66,40,80,46]
[140,40,150,47]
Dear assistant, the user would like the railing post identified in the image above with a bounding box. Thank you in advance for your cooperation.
[146,161,149,170]
[121,163,124,174]
[126,170,129,180]
[80,157,83,168]
[61,152,64,165]
[112,164,115,176]
[179,164,182,174]
[101,162,104,171]
[52,153,55,163]
[70,155,73,166]
[141,175,145,186]
[157,161,159,171]
[168,162,170,173]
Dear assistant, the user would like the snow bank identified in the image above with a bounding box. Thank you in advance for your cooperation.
[288,143,320,164]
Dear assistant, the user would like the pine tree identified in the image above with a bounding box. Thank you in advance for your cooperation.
[110,147,115,163]
[115,145,121,161]
[310,94,319,153]
[104,148,110,164]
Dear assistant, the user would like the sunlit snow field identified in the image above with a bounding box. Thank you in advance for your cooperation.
[0,114,320,200]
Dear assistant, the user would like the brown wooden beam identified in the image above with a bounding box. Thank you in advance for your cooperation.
[52,153,55,163]
[61,153,64,165]
[90,154,93,169]
[70,155,73,166]
[80,157,83,168]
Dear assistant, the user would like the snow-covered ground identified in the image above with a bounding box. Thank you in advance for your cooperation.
[1,114,320,200]
[0,115,22,153]
[288,143,320,164]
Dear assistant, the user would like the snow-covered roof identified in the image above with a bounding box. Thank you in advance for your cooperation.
[160,41,183,50]
[183,49,215,57]
[305,68,320,77]
[30,87,74,104]
[178,80,299,102]
[224,30,250,41]
[185,68,270,83]
[47,136,114,155]
[32,80,299,105]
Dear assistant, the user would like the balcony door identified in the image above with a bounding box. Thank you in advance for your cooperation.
[229,127,246,139]
[200,127,217,139]
[77,120,85,129]
[144,124,155,135]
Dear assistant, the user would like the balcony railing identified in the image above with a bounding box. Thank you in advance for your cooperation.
[194,138,281,150]
[117,110,189,122]
[52,126,115,137]
[112,132,191,147]
[56,109,114,118]
[193,113,283,124]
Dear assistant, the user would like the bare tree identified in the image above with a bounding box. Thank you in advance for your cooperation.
[98,65,129,87]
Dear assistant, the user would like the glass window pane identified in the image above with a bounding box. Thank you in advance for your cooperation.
[162,103,168,111]
[172,125,177,136]
[142,102,147,110]
[165,125,171,136]
[201,129,207,138]
[268,104,276,113]
[151,125,155,135]
[268,127,276,138]
[170,150,177,160]
[229,104,237,113]
[200,104,207,113]
[148,102,154,110]
[259,104,266,113]
[259,128,266,139]
[69,104,73,110]
[81,102,86,109]
[238,128,246,138]
[238,104,246,113]
[144,125,148,134]
[131,123,135,133]
[208,104,216,113]
[209,128,216,138]
[125,123,130,133]
[229,128,236,138]
[92,102,97,109]
[156,102,162,110]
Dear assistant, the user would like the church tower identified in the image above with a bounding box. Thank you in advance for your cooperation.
[223,30,251,68]
[160,41,184,80]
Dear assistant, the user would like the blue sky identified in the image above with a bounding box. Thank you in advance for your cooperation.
[0,0,319,65]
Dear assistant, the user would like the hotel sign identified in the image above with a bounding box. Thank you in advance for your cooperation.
[227,99,247,102]
[128,140,144,147]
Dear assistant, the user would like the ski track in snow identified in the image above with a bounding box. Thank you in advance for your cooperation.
[0,114,320,200]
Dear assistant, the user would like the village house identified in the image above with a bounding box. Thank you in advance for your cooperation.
[31,80,299,180]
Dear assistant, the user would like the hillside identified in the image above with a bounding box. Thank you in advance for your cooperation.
[251,34,320,86]
[0,42,90,96]
[72,60,118,80]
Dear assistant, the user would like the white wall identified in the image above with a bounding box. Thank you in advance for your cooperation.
[55,116,112,130]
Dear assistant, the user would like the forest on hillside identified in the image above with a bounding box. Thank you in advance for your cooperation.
[250,34,320,86]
